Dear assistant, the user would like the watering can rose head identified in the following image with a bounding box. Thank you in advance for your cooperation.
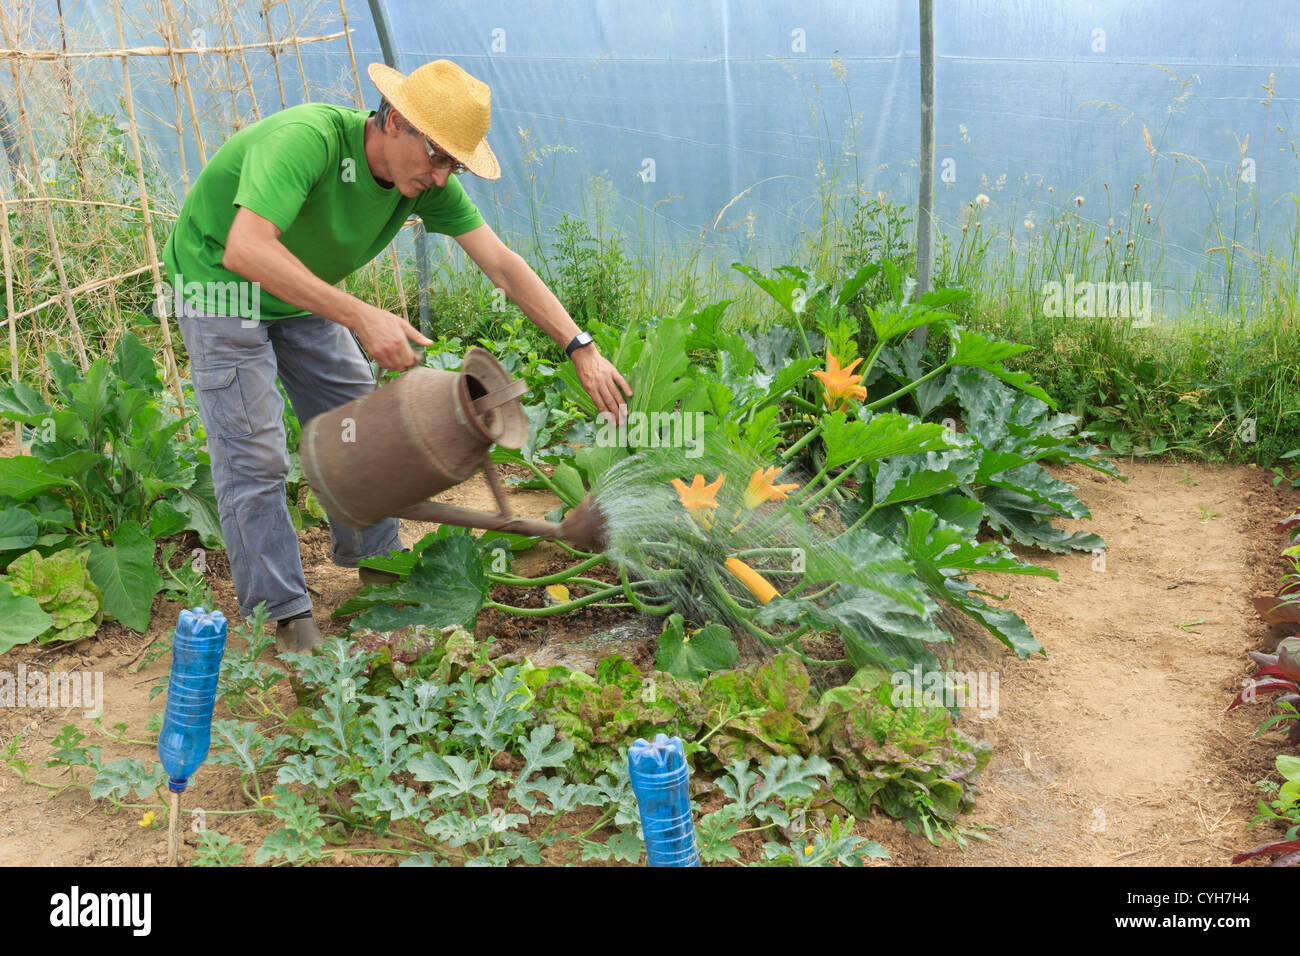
[813,352,867,412]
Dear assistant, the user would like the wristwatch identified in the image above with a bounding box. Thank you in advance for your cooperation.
[564,331,594,359]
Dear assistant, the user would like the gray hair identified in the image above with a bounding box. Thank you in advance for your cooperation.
[374,96,415,136]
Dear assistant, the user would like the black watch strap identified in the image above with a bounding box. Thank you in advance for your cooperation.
[565,331,594,358]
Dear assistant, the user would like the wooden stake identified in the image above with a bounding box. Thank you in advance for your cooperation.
[0,31,350,61]
[337,0,362,109]
[280,0,311,103]
[0,182,20,446]
[214,4,242,131]
[155,0,190,192]
[260,0,286,110]
[221,0,261,121]
[161,0,207,166]
[111,0,189,436]
[0,8,90,371]
[7,264,154,322]
[168,790,181,866]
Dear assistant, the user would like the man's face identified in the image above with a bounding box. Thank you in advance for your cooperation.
[385,114,455,196]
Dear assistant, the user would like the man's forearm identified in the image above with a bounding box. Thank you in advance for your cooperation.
[495,252,583,349]
[223,235,368,330]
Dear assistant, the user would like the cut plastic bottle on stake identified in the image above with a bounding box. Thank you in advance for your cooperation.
[627,733,700,867]
[157,607,228,794]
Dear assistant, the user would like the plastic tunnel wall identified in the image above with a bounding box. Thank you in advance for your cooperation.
[8,0,1300,312]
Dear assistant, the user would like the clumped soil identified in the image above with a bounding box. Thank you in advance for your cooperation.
[0,452,1294,866]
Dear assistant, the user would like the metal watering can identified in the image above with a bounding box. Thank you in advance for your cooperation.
[299,347,608,552]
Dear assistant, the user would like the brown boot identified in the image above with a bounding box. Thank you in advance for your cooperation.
[276,614,325,654]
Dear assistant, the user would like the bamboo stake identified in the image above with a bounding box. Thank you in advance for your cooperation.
[55,0,90,203]
[161,0,207,166]
[337,0,362,109]
[0,195,178,217]
[6,264,154,322]
[168,791,181,866]
[279,0,311,103]
[0,182,20,446]
[110,0,188,435]
[221,0,261,121]
[0,30,349,60]
[156,0,190,191]
[0,9,90,371]
[260,0,286,110]
[214,3,242,131]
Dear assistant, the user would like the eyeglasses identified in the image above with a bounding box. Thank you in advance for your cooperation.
[421,137,467,175]
[392,114,468,175]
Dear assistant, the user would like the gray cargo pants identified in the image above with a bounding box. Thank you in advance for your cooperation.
[174,298,402,621]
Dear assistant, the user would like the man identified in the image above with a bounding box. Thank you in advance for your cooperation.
[162,59,631,652]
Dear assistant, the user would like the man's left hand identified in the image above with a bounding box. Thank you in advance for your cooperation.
[573,346,632,425]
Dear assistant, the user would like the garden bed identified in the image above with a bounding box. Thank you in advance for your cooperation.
[0,456,1289,866]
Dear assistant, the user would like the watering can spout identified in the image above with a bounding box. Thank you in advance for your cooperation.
[299,347,609,552]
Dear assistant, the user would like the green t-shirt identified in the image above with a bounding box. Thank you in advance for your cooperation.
[162,102,485,320]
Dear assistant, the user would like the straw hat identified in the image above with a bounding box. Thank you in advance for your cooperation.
[367,59,501,180]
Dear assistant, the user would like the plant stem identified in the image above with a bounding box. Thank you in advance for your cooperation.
[488,553,608,586]
[863,361,951,411]
[843,502,880,534]
[485,583,628,616]
[781,420,824,461]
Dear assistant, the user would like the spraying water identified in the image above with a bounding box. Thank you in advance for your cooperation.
[587,431,871,654]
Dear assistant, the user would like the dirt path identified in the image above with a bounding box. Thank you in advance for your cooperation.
[864,459,1293,866]
[0,453,1292,866]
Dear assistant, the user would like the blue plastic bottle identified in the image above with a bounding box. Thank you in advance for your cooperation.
[157,607,228,794]
[627,734,700,867]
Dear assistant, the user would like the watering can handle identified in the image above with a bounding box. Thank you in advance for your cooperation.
[472,378,530,415]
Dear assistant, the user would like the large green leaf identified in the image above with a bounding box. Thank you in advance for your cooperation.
[981,463,1091,518]
[803,526,926,612]
[758,586,948,673]
[550,462,587,508]
[732,263,825,317]
[112,332,162,391]
[65,356,114,435]
[337,533,488,631]
[872,448,978,508]
[947,328,1054,407]
[0,507,38,552]
[0,457,68,500]
[171,462,224,548]
[820,411,954,470]
[980,487,1106,553]
[0,379,52,425]
[900,509,1045,658]
[576,306,696,488]
[654,614,739,681]
[86,520,161,633]
[867,302,946,344]
[0,579,54,654]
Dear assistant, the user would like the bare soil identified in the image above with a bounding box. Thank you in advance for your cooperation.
[0,452,1294,866]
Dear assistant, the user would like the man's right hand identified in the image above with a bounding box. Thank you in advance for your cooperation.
[352,303,433,370]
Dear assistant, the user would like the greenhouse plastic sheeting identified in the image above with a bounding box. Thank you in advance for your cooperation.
[33,1,1300,301]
